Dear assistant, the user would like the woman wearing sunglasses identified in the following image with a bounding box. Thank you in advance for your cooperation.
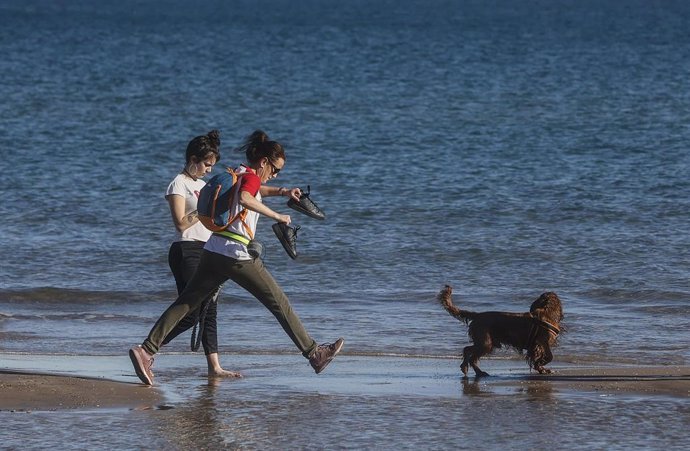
[130,130,344,385]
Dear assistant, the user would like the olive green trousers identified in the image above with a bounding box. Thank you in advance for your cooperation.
[142,250,317,358]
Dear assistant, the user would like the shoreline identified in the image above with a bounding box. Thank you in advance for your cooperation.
[1,362,687,411]
[0,370,163,412]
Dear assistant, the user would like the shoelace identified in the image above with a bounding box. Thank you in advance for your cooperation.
[312,349,328,363]
[302,185,312,199]
[300,186,318,209]
[147,357,155,377]
[286,225,300,245]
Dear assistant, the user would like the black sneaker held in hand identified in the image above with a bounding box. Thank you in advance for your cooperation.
[272,222,300,259]
[287,186,326,220]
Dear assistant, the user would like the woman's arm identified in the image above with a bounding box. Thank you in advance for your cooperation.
[259,185,301,201]
[167,194,199,232]
[240,190,291,224]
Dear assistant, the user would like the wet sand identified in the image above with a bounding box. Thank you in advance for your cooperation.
[489,365,690,398]
[1,363,687,412]
[0,370,162,411]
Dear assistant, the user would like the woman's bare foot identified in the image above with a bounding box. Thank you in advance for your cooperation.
[208,368,242,378]
[206,353,242,378]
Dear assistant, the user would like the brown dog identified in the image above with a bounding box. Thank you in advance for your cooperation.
[437,285,563,377]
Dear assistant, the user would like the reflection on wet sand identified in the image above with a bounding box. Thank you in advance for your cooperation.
[156,378,247,449]
[482,367,690,398]
[461,376,555,399]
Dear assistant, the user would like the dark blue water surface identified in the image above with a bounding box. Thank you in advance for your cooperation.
[1,0,689,448]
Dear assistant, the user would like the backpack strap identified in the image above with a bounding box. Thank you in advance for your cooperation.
[224,209,255,240]
[215,169,255,242]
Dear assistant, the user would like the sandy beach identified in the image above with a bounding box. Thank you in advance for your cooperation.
[1,354,689,449]
[0,370,163,411]
[2,362,687,412]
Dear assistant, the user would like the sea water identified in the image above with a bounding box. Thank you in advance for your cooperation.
[1,0,689,449]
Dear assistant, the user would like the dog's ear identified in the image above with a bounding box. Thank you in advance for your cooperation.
[531,292,563,322]
[530,294,546,313]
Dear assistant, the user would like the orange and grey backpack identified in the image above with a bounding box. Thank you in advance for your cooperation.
[197,167,254,245]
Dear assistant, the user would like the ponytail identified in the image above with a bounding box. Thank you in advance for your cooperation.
[236,129,285,164]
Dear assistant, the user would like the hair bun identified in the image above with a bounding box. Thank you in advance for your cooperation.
[249,129,268,145]
[207,129,221,147]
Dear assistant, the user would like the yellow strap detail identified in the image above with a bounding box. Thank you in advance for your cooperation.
[214,230,251,245]
[223,209,254,240]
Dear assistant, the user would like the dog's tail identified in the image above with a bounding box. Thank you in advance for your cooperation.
[437,285,476,325]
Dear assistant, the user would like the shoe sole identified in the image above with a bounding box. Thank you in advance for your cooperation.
[129,348,153,386]
[315,338,345,374]
[287,199,325,220]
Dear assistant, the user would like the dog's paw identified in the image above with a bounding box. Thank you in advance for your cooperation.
[460,363,469,376]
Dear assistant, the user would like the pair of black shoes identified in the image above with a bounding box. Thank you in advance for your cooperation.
[272,186,325,259]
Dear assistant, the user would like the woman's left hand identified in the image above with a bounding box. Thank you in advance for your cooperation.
[286,187,301,201]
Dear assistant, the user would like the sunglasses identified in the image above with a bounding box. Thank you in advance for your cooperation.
[267,159,281,175]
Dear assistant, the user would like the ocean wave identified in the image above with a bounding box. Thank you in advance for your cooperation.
[571,287,690,305]
[0,287,175,304]
[0,312,135,322]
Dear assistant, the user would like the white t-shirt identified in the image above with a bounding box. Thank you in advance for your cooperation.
[204,165,261,261]
[166,173,212,243]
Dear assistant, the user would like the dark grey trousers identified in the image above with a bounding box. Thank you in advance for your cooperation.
[142,250,317,358]
[163,240,219,355]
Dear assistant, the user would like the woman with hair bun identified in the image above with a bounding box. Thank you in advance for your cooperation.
[130,130,344,385]
[159,130,238,378]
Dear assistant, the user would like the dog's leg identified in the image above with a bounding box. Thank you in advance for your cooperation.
[461,344,488,377]
[528,344,541,373]
[469,337,491,377]
[535,345,554,374]
[470,352,490,377]
[460,346,473,376]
